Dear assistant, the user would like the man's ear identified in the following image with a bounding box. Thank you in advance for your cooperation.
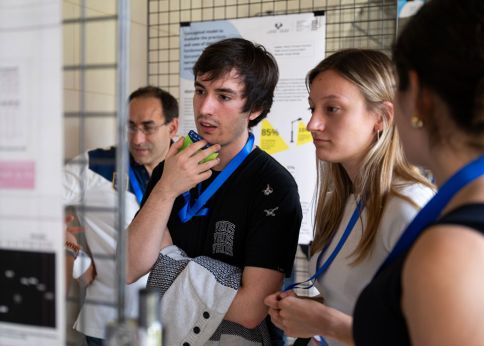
[248,108,263,122]
[168,118,179,138]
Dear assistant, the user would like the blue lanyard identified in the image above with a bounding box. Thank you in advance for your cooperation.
[178,133,254,223]
[314,336,329,346]
[284,200,364,291]
[377,155,484,275]
[285,200,362,346]
[128,165,144,205]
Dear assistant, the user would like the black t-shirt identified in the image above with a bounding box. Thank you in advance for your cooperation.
[353,203,484,345]
[140,147,303,276]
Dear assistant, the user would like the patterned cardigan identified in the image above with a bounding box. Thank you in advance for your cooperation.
[147,245,272,346]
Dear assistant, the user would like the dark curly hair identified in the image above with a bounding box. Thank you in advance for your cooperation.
[393,0,484,148]
[193,38,279,128]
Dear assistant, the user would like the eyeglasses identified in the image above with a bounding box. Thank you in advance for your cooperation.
[127,122,168,136]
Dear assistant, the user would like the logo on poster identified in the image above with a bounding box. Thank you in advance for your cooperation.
[267,22,289,34]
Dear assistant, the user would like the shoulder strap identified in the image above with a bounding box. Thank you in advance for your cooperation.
[431,203,484,232]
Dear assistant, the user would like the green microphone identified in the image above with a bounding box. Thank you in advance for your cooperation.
[179,130,219,163]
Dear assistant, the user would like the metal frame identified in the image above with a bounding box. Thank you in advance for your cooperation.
[147,0,397,99]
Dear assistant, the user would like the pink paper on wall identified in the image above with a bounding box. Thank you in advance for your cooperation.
[0,161,35,189]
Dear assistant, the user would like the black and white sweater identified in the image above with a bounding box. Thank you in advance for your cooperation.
[147,245,271,346]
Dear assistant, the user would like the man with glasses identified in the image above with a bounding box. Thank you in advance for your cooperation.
[63,86,178,346]
[127,86,179,176]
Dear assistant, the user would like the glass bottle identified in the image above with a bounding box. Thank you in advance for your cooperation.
[138,287,163,346]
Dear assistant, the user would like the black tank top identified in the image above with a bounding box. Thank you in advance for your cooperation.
[353,203,484,345]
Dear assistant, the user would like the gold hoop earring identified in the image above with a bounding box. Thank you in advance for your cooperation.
[411,114,423,128]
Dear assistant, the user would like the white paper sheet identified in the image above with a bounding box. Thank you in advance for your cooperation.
[0,0,63,345]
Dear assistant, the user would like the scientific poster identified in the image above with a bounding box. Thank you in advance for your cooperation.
[180,13,325,244]
[0,0,64,345]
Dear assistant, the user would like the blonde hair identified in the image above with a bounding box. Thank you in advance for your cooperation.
[308,49,434,263]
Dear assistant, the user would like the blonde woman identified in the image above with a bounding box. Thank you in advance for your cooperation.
[265,49,434,346]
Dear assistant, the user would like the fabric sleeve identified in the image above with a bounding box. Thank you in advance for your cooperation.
[381,185,434,251]
[63,152,92,204]
[147,245,241,346]
[244,179,302,276]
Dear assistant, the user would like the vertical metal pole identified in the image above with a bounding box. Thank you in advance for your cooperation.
[78,0,88,332]
[116,0,130,323]
[146,0,150,85]
[394,0,400,40]
[79,1,86,158]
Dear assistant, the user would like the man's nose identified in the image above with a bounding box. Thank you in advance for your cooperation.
[197,94,216,115]
[130,129,146,144]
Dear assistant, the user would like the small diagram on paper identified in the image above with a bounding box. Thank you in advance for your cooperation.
[0,249,56,328]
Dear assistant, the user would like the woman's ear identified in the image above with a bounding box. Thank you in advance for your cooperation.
[408,70,436,124]
[374,101,394,132]
[417,86,435,118]
[407,70,428,115]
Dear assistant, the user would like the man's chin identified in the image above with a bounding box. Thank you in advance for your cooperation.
[132,156,149,166]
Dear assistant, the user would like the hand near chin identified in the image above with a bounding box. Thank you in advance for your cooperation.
[154,137,220,198]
